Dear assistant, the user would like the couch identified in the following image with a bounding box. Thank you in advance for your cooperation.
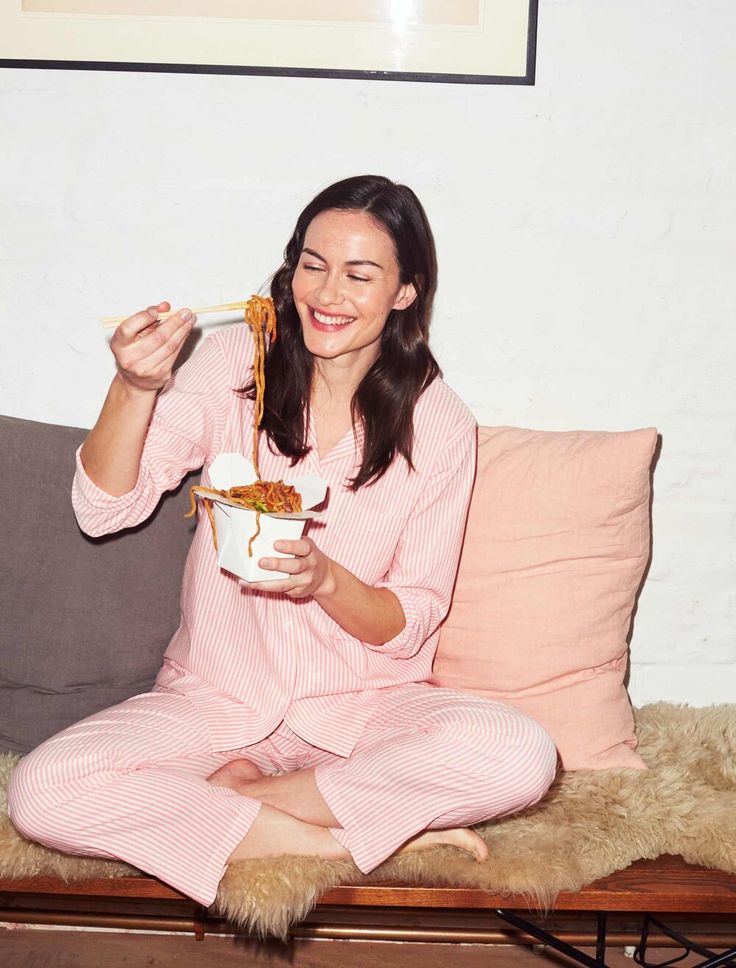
[1,414,734,961]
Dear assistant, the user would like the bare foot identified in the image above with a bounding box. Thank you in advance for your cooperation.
[207,759,263,792]
[399,828,488,863]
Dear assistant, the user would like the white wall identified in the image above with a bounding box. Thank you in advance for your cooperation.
[1,0,734,705]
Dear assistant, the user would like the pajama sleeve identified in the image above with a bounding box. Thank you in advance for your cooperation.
[365,420,477,660]
[72,334,234,538]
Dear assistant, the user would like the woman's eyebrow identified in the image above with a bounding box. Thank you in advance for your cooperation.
[346,259,384,269]
[302,247,326,262]
[302,247,383,270]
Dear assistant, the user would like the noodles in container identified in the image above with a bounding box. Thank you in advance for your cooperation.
[192,453,327,583]
[186,295,327,582]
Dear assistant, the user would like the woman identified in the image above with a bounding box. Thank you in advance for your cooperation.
[8,176,557,907]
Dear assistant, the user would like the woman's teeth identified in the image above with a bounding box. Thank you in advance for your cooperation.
[313,310,354,326]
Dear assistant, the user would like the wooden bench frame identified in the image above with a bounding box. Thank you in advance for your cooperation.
[2,855,735,966]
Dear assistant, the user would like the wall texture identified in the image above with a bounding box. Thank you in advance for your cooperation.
[1,0,734,704]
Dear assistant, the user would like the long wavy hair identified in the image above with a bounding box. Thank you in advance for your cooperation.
[243,174,440,490]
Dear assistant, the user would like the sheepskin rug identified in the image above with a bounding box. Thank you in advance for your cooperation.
[1,703,735,938]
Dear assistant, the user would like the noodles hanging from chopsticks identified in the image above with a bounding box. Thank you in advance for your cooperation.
[185,294,296,558]
[243,294,277,479]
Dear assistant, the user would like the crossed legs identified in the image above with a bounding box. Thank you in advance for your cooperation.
[207,760,489,864]
[7,683,557,905]
[207,683,558,871]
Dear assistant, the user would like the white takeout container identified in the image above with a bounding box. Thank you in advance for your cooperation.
[201,453,327,583]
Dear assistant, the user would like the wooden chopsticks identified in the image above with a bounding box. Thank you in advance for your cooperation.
[100,301,250,329]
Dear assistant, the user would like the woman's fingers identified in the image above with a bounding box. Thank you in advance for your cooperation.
[250,548,311,596]
[116,302,170,342]
[248,538,328,599]
[274,538,312,557]
[258,555,303,576]
[111,304,196,392]
[237,540,324,599]
[259,537,316,574]
[245,578,296,594]
[127,313,195,373]
[117,308,193,360]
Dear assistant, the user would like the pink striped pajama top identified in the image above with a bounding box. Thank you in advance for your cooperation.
[72,324,477,755]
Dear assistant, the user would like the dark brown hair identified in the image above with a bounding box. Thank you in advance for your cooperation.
[244,174,440,489]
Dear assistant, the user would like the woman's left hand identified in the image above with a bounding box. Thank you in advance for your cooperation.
[245,537,335,598]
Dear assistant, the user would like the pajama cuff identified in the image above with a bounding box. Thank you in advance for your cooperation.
[193,794,262,908]
[314,765,401,875]
[73,446,146,511]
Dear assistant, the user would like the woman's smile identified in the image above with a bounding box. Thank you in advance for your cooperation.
[308,306,357,332]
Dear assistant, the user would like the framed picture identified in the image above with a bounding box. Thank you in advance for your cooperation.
[0,0,538,85]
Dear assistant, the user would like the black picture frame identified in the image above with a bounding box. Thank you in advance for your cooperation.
[1,0,538,85]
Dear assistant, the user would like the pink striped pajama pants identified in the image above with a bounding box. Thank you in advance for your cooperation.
[8,682,557,906]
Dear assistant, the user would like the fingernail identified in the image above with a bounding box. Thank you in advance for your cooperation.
[189,314,198,325]
[180,308,192,321]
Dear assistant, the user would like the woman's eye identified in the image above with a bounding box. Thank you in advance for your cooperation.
[347,274,370,283]
[302,264,324,273]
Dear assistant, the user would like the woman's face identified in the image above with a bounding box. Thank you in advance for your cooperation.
[291,208,416,374]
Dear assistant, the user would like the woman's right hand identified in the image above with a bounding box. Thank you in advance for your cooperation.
[110,301,197,394]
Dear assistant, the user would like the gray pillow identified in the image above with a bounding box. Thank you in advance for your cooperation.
[0,415,198,754]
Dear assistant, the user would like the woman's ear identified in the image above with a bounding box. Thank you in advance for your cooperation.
[392,281,417,312]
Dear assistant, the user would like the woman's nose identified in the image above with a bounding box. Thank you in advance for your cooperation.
[315,272,343,306]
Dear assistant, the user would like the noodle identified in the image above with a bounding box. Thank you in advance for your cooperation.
[185,479,302,557]
[243,294,277,479]
[186,481,302,518]
[185,294,300,561]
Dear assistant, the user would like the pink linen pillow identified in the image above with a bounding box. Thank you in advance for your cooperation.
[431,426,658,771]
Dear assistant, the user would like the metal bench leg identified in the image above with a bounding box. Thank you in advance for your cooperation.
[494,909,610,968]
[634,914,736,968]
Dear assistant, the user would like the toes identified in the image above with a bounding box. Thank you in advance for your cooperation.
[464,831,488,863]
[473,841,488,863]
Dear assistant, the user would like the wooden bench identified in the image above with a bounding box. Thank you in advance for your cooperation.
[2,855,735,967]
